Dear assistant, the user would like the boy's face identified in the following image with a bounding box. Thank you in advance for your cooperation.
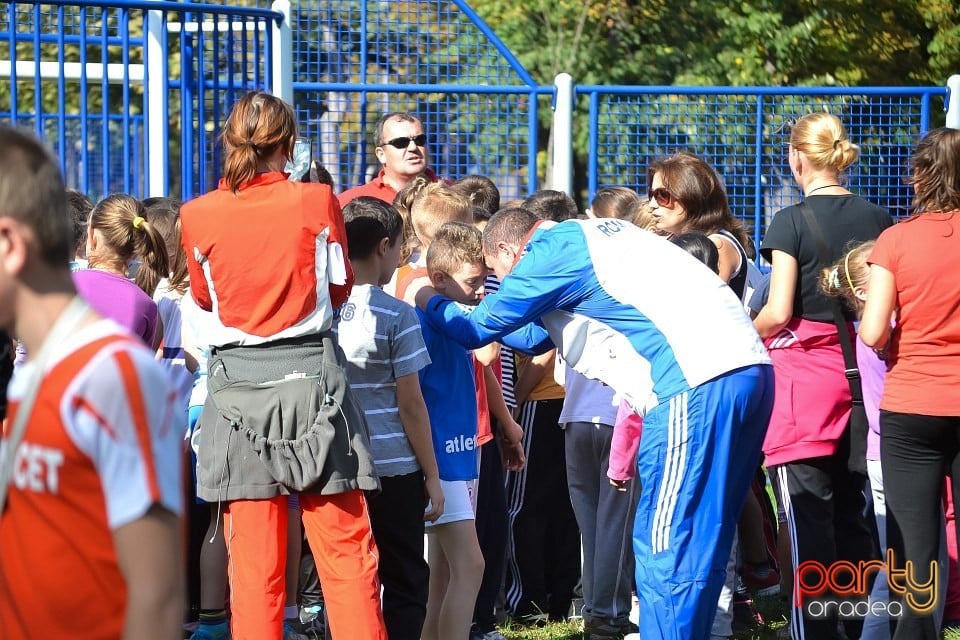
[433,261,486,305]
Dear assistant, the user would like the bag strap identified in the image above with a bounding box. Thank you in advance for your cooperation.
[0,297,91,513]
[796,201,864,408]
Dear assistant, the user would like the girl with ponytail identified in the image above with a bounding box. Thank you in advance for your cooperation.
[73,193,168,345]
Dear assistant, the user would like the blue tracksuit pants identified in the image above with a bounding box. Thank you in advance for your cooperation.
[634,364,774,639]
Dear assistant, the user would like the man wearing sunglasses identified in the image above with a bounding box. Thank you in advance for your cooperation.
[339,112,440,206]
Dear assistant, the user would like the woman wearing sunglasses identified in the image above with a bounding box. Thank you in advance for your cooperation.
[753,112,892,640]
[646,151,757,302]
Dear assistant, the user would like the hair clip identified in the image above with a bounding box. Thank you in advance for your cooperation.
[829,266,841,290]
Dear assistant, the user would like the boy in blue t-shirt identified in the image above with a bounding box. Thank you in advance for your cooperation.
[417,221,488,640]
[336,197,443,640]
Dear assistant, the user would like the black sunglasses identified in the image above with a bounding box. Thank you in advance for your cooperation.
[381,134,428,149]
[648,187,675,207]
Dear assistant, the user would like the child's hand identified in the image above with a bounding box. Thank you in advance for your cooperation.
[423,476,445,523]
[609,478,631,492]
[500,439,525,471]
[499,418,526,471]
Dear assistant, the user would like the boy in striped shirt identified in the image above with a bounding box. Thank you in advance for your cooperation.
[335,196,443,640]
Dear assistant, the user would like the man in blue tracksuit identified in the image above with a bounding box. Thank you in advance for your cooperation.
[415,208,774,639]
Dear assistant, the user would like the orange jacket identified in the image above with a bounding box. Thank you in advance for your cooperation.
[181,172,354,346]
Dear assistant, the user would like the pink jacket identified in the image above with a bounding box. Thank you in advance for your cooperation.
[608,399,643,482]
[762,317,854,466]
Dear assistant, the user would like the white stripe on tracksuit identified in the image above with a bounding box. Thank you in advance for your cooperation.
[775,465,804,640]
[504,401,537,613]
[652,392,689,554]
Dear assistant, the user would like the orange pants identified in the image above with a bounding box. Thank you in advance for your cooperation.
[224,492,386,640]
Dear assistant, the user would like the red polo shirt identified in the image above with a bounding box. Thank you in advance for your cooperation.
[338,168,440,207]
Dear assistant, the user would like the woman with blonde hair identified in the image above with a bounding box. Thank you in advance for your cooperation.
[755,112,892,639]
[860,127,960,639]
[179,90,386,640]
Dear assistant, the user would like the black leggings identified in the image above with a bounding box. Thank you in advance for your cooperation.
[882,410,960,640]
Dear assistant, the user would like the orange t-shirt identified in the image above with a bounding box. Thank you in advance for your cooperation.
[515,351,565,402]
[0,322,182,639]
[869,214,960,414]
[474,356,493,446]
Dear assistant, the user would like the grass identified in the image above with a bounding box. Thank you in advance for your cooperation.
[499,619,583,640]
[495,595,790,640]
[496,600,960,640]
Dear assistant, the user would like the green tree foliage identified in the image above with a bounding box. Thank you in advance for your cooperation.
[917,0,960,81]
[472,0,958,87]
[472,0,958,196]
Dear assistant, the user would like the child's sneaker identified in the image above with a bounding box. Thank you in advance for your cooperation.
[299,603,327,639]
[189,621,230,640]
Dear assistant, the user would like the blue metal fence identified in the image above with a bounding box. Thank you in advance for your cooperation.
[580,85,948,255]
[1,0,952,238]
[282,0,546,201]
[0,0,281,201]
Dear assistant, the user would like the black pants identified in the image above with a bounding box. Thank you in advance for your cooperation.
[504,398,581,620]
[882,410,960,640]
[368,471,429,640]
[777,445,878,640]
[473,437,509,633]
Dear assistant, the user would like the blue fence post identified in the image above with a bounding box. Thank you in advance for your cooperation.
[78,5,89,195]
[752,94,765,257]
[181,13,194,201]
[587,90,599,202]
[120,6,131,194]
[32,4,42,138]
[528,88,540,195]
[7,3,17,127]
[56,5,67,174]
[358,0,369,187]
[99,5,110,196]
[195,10,207,195]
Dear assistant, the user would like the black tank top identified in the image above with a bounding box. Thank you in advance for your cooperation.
[715,229,749,301]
